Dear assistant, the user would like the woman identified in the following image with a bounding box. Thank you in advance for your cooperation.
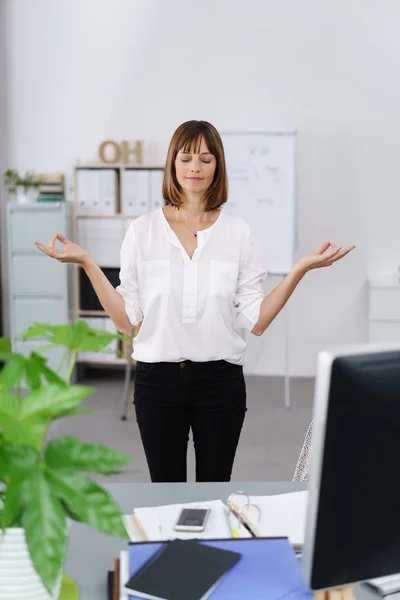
[35,120,355,483]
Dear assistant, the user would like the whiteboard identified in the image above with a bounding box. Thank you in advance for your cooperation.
[221,131,297,275]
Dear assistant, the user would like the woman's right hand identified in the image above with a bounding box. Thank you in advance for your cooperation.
[34,233,92,266]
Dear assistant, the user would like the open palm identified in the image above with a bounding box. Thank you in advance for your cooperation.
[296,241,356,273]
[34,233,91,265]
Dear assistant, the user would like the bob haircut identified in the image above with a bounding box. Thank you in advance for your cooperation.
[162,120,228,212]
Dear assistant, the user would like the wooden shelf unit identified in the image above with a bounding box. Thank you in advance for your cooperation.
[72,163,164,366]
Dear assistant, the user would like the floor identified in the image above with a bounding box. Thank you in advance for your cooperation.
[47,370,314,483]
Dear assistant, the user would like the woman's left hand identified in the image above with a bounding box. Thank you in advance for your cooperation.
[295,241,356,274]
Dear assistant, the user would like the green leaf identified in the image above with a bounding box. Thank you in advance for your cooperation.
[22,467,67,594]
[0,337,11,353]
[45,436,131,474]
[0,413,47,449]
[1,478,24,528]
[0,443,40,480]
[0,389,20,418]
[24,358,42,390]
[20,384,95,420]
[0,355,26,389]
[20,320,127,353]
[28,353,67,389]
[45,468,128,539]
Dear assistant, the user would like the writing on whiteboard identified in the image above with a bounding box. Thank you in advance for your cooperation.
[221,132,296,275]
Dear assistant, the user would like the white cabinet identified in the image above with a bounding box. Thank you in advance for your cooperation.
[6,202,72,379]
[368,276,400,342]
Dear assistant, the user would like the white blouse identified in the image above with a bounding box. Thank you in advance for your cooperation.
[115,208,267,365]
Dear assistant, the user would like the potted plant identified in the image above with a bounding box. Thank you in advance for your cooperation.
[0,321,133,599]
[3,169,43,204]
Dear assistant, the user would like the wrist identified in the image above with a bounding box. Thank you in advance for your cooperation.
[291,263,308,280]
[81,254,95,269]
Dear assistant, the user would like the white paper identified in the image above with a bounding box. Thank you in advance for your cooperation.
[131,499,232,542]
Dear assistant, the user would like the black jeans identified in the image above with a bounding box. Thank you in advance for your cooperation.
[133,359,247,482]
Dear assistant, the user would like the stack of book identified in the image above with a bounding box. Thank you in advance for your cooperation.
[36,173,65,202]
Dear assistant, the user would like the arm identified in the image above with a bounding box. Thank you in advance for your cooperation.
[251,266,305,336]
[81,257,133,334]
[34,227,143,334]
[251,241,355,337]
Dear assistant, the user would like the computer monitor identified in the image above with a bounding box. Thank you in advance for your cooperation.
[301,341,400,591]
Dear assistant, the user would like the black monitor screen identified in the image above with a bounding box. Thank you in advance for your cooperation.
[305,349,400,590]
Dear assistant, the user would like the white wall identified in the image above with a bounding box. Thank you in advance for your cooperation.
[4,0,400,376]
[0,0,9,336]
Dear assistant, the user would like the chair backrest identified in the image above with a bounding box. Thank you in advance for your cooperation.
[293,419,314,482]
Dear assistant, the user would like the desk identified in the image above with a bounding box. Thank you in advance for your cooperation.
[65,482,383,600]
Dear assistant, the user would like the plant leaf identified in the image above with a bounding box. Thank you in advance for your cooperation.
[0,413,47,449]
[20,320,127,353]
[45,468,128,539]
[0,355,26,389]
[22,467,67,594]
[0,389,20,418]
[0,337,11,353]
[20,384,95,420]
[0,443,39,480]
[27,353,67,389]
[1,478,24,528]
[45,436,131,474]
[24,358,42,390]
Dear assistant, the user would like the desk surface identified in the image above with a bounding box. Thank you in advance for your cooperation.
[65,482,383,600]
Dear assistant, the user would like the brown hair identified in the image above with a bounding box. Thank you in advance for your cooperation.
[162,120,228,212]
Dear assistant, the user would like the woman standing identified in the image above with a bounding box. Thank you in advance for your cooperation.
[35,120,355,483]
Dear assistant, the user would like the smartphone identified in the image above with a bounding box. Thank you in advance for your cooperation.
[174,508,211,532]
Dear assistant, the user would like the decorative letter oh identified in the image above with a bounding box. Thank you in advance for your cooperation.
[98,140,143,165]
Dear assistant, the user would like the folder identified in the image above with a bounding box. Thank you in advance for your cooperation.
[123,170,150,216]
[76,170,98,214]
[149,170,164,211]
[124,539,241,600]
[98,169,117,215]
[123,537,312,600]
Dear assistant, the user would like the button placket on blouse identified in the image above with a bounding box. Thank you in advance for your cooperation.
[165,227,209,325]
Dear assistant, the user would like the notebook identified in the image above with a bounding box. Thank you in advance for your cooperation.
[125,537,313,600]
[124,538,241,600]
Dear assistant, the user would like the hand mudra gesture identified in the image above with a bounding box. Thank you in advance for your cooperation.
[34,233,91,265]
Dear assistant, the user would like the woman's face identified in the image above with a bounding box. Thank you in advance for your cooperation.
[174,137,217,198]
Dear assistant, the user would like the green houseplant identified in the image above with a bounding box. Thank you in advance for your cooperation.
[0,321,132,599]
[3,169,43,203]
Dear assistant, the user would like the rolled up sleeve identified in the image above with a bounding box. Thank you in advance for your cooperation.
[234,227,267,331]
[115,222,143,327]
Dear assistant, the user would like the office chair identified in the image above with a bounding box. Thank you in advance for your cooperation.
[293,419,314,482]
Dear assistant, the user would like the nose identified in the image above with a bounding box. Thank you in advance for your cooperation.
[190,160,201,172]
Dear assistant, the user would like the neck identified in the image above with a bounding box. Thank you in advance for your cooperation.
[178,194,208,221]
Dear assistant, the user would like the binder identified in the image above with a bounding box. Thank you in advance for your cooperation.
[98,169,117,215]
[149,170,164,211]
[76,170,98,214]
[125,491,308,551]
[123,170,150,216]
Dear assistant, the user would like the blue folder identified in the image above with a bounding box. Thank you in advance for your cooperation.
[126,537,313,600]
